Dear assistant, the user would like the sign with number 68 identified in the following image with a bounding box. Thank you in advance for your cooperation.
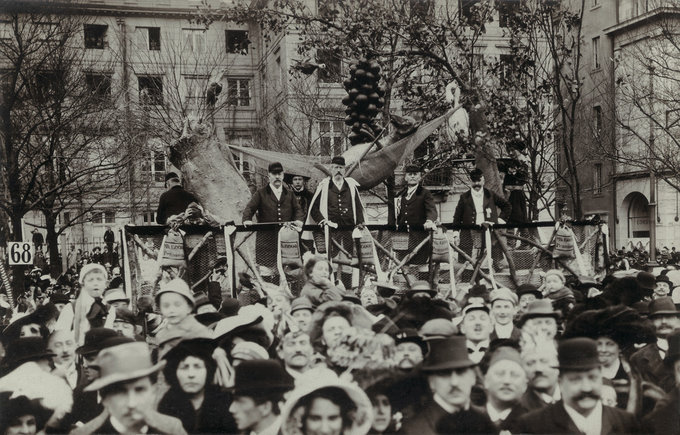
[7,242,34,266]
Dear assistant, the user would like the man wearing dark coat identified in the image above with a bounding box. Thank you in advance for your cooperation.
[103,226,115,254]
[398,336,494,435]
[288,174,314,217]
[641,329,680,434]
[452,168,511,269]
[395,164,437,264]
[515,338,640,434]
[242,162,304,270]
[630,297,680,394]
[156,172,199,225]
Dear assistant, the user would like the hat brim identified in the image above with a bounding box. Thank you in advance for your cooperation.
[517,312,560,327]
[229,384,294,396]
[649,311,680,317]
[84,360,166,392]
[420,359,476,372]
[290,306,313,314]
[554,362,601,371]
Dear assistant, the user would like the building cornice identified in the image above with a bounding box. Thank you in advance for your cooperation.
[2,1,210,19]
[604,7,680,37]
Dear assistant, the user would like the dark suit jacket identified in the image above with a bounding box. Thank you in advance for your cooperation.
[630,342,676,393]
[514,400,640,434]
[398,399,449,435]
[498,402,530,432]
[641,388,680,434]
[396,185,438,226]
[452,188,511,226]
[70,410,187,435]
[490,325,522,343]
[242,184,304,223]
[156,186,199,224]
[520,387,553,412]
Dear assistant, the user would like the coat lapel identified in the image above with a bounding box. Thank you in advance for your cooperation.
[549,402,584,434]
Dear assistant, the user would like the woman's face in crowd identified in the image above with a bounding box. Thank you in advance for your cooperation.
[176,356,208,395]
[597,337,620,367]
[322,316,350,348]
[304,397,343,435]
[310,261,330,282]
[371,394,392,433]
[6,415,37,435]
[159,293,192,325]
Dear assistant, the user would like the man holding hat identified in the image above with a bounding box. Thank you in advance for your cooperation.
[452,167,511,269]
[515,337,639,434]
[306,156,365,287]
[489,287,521,342]
[395,164,438,266]
[399,336,492,435]
[228,359,294,435]
[630,296,680,393]
[156,172,199,225]
[242,162,304,270]
[73,341,186,435]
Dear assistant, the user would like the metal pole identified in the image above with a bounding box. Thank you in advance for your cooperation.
[648,64,657,265]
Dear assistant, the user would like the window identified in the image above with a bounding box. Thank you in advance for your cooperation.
[63,212,70,225]
[593,105,602,136]
[226,79,250,106]
[85,73,112,100]
[34,22,60,43]
[0,21,11,41]
[182,29,206,54]
[92,210,115,224]
[499,54,515,85]
[184,76,208,107]
[141,151,167,183]
[316,49,342,83]
[498,0,520,27]
[319,121,345,156]
[84,24,107,49]
[226,30,249,54]
[35,71,59,102]
[135,27,161,51]
[224,131,253,147]
[592,36,600,69]
[594,163,602,194]
[143,211,155,223]
[138,76,163,105]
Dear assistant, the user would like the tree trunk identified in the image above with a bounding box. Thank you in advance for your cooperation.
[44,210,61,277]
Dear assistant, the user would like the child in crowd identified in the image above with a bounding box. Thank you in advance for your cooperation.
[154,277,211,356]
[542,269,575,316]
[58,263,109,345]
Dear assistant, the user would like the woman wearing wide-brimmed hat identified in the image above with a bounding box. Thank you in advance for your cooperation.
[157,337,237,434]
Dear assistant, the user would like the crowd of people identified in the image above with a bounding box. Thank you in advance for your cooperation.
[2,160,680,435]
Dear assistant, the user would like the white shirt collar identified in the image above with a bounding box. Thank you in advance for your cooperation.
[333,178,345,190]
[466,339,490,364]
[601,358,620,380]
[563,400,602,435]
[406,185,418,199]
[494,322,514,339]
[537,386,560,404]
[270,184,283,200]
[486,402,513,423]
[657,338,669,359]
[434,393,468,414]
[110,416,148,434]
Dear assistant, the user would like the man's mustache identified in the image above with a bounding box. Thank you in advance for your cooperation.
[573,391,600,401]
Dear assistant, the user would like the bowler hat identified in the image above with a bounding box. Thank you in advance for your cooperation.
[268,162,284,174]
[421,336,476,371]
[637,271,656,291]
[331,156,346,166]
[290,297,314,314]
[407,280,437,298]
[404,164,421,174]
[84,342,165,392]
[4,337,56,371]
[648,297,680,317]
[657,274,674,288]
[664,330,680,367]
[76,328,120,356]
[469,168,483,182]
[164,172,179,182]
[517,299,560,327]
[230,359,294,395]
[556,337,600,370]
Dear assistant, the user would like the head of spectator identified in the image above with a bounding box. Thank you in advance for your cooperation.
[556,338,603,417]
[309,303,354,353]
[278,330,314,374]
[483,347,527,415]
[102,287,129,310]
[162,337,216,403]
[0,393,54,435]
[268,162,285,190]
[290,298,314,332]
[648,297,680,339]
[79,264,108,299]
[112,308,137,338]
[490,287,518,327]
[421,336,477,412]
[521,340,559,398]
[405,281,437,300]
[655,275,674,299]
[164,172,181,189]
[393,328,427,370]
[156,278,194,326]
[330,156,346,181]
[75,328,122,383]
[46,330,75,368]
[3,337,55,374]
[518,299,560,341]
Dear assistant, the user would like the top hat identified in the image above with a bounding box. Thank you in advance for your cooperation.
[637,271,657,291]
[331,156,346,166]
[230,359,294,396]
[404,164,422,174]
[268,162,284,174]
[421,336,476,371]
[164,172,180,182]
[648,297,680,317]
[556,337,600,370]
[84,342,166,392]
[155,278,195,307]
[394,328,428,355]
[664,330,680,367]
[407,281,437,298]
[75,327,120,356]
[517,299,560,327]
[290,297,314,314]
[469,168,483,182]
[4,337,56,371]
